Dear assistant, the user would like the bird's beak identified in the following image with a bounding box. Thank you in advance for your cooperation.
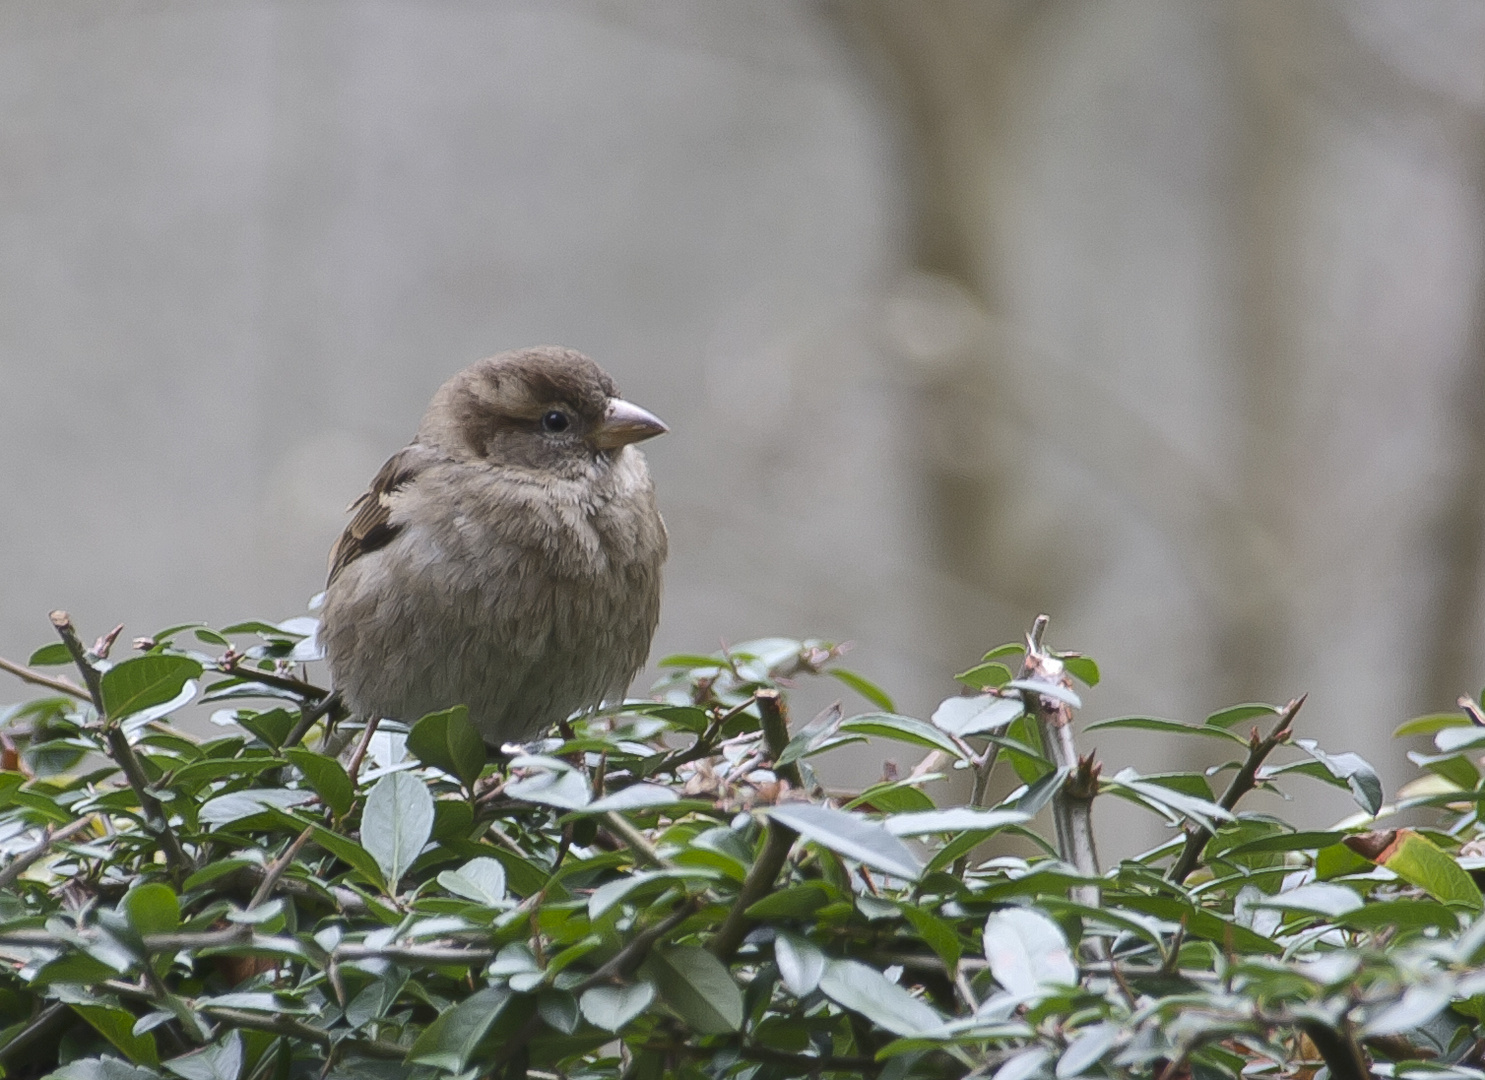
[591,397,668,449]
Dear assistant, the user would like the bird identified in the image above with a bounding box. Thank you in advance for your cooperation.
[317,346,668,747]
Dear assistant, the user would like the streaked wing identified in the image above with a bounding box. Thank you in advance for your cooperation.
[326,445,438,586]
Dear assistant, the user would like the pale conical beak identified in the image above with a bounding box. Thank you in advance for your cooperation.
[591,397,668,450]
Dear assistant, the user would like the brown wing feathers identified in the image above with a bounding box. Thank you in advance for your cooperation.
[326,447,429,586]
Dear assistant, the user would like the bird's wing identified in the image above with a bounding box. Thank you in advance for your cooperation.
[326,444,440,586]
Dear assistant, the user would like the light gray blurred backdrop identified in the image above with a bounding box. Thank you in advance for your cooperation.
[3,1,1483,857]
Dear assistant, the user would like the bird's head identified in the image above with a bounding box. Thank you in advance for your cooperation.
[419,346,667,477]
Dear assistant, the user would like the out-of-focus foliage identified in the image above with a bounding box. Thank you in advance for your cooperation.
[0,612,1483,1080]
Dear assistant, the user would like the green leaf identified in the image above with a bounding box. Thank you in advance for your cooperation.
[505,757,591,809]
[839,713,965,757]
[818,959,942,1036]
[1251,883,1363,917]
[362,771,436,889]
[436,856,508,906]
[1205,703,1278,729]
[885,808,1029,837]
[101,656,204,721]
[123,884,179,937]
[744,882,833,919]
[72,1004,161,1067]
[406,986,511,1071]
[764,804,922,881]
[198,789,314,827]
[931,695,1023,737]
[275,811,386,887]
[231,708,296,750]
[162,1031,240,1080]
[844,777,938,814]
[47,1058,163,1080]
[1083,716,1246,744]
[282,749,353,818]
[1222,831,1345,856]
[1060,656,1100,688]
[1393,712,1472,737]
[982,643,1025,662]
[1004,678,1082,710]
[1293,739,1384,815]
[1433,726,1485,753]
[28,642,72,667]
[901,905,963,970]
[407,706,487,790]
[1057,1021,1118,1078]
[579,981,655,1031]
[642,945,744,1034]
[827,668,896,712]
[982,908,1077,995]
[577,783,679,814]
[774,932,826,996]
[955,662,1014,690]
[996,1048,1052,1080]
[1378,830,1484,911]
[1104,769,1234,831]
[1363,984,1453,1038]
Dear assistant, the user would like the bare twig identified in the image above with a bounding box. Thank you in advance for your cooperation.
[199,1007,405,1060]
[345,715,382,786]
[249,826,315,909]
[282,689,344,751]
[0,816,97,890]
[604,811,676,870]
[0,655,93,702]
[0,1003,68,1064]
[215,659,329,701]
[1168,694,1305,884]
[711,692,800,960]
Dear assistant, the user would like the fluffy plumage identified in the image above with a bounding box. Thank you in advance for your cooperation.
[318,346,668,746]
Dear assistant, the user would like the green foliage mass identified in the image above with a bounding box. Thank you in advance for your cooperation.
[0,613,1483,1080]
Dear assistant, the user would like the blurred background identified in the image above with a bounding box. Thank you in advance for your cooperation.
[2,1,1483,857]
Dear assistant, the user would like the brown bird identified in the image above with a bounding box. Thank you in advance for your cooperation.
[317,346,668,746]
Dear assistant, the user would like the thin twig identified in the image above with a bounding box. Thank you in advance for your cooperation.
[215,660,329,701]
[710,688,803,960]
[0,1003,68,1064]
[345,716,382,786]
[1168,694,1305,884]
[282,689,343,751]
[575,897,704,990]
[198,1007,405,1060]
[0,816,97,890]
[249,826,315,909]
[0,655,93,702]
[604,811,676,870]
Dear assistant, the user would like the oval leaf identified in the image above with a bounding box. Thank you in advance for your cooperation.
[818,959,942,1036]
[774,932,826,997]
[932,695,1023,737]
[764,803,922,881]
[362,771,436,889]
[101,655,203,721]
[580,981,655,1032]
[643,944,744,1034]
[983,908,1077,995]
[407,705,487,789]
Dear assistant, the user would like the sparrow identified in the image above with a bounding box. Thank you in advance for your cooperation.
[317,346,668,747]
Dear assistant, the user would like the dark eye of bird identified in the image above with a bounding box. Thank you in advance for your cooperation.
[540,410,570,434]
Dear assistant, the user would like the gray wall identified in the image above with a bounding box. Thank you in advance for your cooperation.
[4,1,1484,856]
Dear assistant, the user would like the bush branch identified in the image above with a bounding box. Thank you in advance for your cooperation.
[1168,694,1305,884]
[0,655,93,702]
[51,610,190,878]
[0,816,97,890]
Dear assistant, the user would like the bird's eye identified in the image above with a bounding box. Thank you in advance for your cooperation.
[540,410,570,433]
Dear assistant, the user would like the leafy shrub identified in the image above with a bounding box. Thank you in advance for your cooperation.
[0,610,1483,1080]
